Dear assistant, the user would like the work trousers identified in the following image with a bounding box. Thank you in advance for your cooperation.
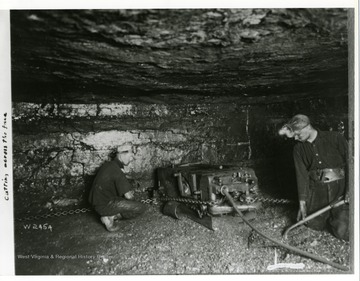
[94,198,146,218]
[306,178,349,241]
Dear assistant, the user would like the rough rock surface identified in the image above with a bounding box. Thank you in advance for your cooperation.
[12,96,349,215]
[11,9,348,103]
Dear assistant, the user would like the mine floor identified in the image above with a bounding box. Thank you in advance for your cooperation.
[14,200,351,275]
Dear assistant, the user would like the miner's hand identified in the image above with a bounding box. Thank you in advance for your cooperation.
[297,200,307,221]
[124,190,135,200]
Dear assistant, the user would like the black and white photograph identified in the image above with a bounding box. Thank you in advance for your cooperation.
[0,0,358,278]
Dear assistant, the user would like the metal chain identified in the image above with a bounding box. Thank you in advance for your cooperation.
[232,190,293,205]
[141,195,293,206]
[156,196,216,206]
[149,195,293,206]
[16,199,159,222]
[15,194,293,222]
[140,198,160,205]
[251,196,294,204]
[140,197,215,206]
[16,198,160,222]
[15,208,91,222]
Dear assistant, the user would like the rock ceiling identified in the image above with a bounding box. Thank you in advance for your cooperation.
[10,9,349,104]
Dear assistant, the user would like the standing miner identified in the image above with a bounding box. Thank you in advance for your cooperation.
[89,143,146,232]
[279,114,349,241]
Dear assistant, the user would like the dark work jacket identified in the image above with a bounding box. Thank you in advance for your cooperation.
[293,130,349,201]
[88,158,132,207]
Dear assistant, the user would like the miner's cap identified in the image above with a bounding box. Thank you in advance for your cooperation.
[278,114,310,137]
[285,114,310,131]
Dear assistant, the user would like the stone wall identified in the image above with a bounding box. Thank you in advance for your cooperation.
[12,95,349,214]
[12,102,252,213]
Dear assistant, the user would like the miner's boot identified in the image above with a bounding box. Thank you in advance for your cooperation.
[100,215,119,232]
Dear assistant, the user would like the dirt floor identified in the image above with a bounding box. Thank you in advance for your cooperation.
[14,194,352,275]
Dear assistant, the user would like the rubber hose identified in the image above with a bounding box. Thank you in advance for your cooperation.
[222,189,349,271]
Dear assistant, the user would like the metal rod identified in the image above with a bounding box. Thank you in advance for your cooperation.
[283,199,346,239]
[174,172,185,197]
[191,173,198,198]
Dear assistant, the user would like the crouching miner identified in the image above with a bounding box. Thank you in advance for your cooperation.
[279,114,349,241]
[89,143,146,231]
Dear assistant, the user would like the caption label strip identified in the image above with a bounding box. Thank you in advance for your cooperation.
[1,112,9,201]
